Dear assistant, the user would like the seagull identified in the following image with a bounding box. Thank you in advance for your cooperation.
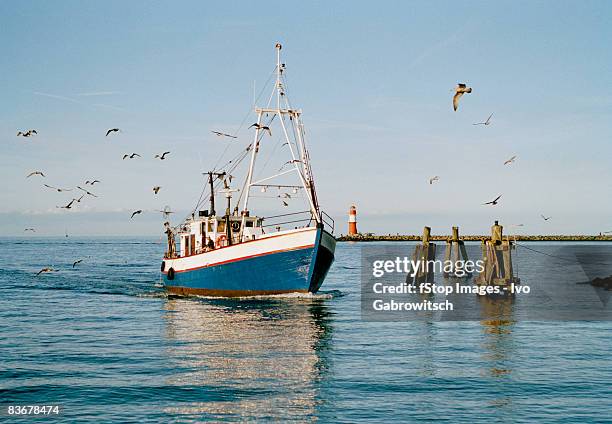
[154,151,170,160]
[17,130,37,137]
[483,195,502,206]
[72,259,83,268]
[504,155,517,165]
[36,267,56,276]
[453,83,472,111]
[541,215,552,221]
[77,186,98,197]
[123,153,140,160]
[157,207,175,218]
[24,228,36,232]
[57,199,75,209]
[153,186,161,194]
[74,194,85,203]
[429,176,440,185]
[44,184,72,192]
[249,123,272,136]
[278,159,302,171]
[282,193,291,199]
[85,180,100,185]
[473,113,493,126]
[211,131,237,139]
[106,128,120,137]
[26,171,45,178]
[282,201,289,207]
[131,210,143,219]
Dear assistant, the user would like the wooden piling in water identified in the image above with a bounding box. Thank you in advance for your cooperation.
[475,221,520,289]
[443,226,471,278]
[409,226,437,285]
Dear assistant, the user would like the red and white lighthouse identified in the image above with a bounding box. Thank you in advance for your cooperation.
[348,205,358,235]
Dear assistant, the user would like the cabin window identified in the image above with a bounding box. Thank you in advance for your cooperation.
[200,222,206,236]
[246,221,254,228]
[184,236,190,256]
[207,221,214,232]
[190,234,196,256]
[217,220,226,232]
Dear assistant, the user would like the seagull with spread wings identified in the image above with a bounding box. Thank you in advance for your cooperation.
[17,129,37,137]
[278,159,302,171]
[85,180,101,185]
[504,155,517,165]
[24,228,36,232]
[211,130,237,139]
[153,186,161,194]
[131,210,143,219]
[77,186,98,197]
[453,83,472,111]
[36,267,56,276]
[429,176,440,185]
[249,123,272,136]
[26,171,45,178]
[44,184,72,192]
[106,128,120,137]
[473,113,493,126]
[57,199,75,210]
[541,215,552,221]
[154,151,171,160]
[483,195,502,206]
[123,153,140,160]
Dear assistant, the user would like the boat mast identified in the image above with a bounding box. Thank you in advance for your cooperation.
[240,43,321,239]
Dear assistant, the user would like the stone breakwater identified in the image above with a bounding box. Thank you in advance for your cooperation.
[337,234,612,242]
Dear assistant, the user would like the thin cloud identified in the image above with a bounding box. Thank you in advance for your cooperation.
[76,91,122,97]
[32,91,84,105]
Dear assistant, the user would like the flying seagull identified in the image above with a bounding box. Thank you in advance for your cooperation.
[504,155,517,165]
[473,113,493,126]
[153,186,161,194]
[282,200,289,207]
[278,159,302,171]
[453,83,472,111]
[211,131,237,139]
[44,184,72,192]
[57,199,75,209]
[157,207,174,219]
[26,171,45,178]
[72,259,83,268]
[429,176,440,185]
[106,128,120,137]
[24,228,36,232]
[85,180,100,185]
[483,195,502,206]
[541,215,552,221]
[249,123,272,136]
[36,267,56,276]
[131,210,143,219]
[282,192,291,199]
[154,151,170,160]
[77,186,98,197]
[17,130,37,137]
[74,194,85,203]
[123,153,140,160]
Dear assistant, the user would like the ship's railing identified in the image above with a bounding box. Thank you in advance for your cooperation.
[261,210,335,233]
[261,210,313,231]
[321,211,335,233]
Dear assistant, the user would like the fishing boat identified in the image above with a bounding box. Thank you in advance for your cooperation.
[160,43,336,297]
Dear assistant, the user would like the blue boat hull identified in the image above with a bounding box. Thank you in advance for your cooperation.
[163,227,335,297]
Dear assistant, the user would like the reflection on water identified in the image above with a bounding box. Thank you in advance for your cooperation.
[162,297,333,421]
[478,295,516,415]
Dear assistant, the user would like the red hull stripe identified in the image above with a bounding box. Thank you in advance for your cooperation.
[167,243,315,274]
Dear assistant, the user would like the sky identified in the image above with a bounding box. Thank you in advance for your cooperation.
[1,0,611,236]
